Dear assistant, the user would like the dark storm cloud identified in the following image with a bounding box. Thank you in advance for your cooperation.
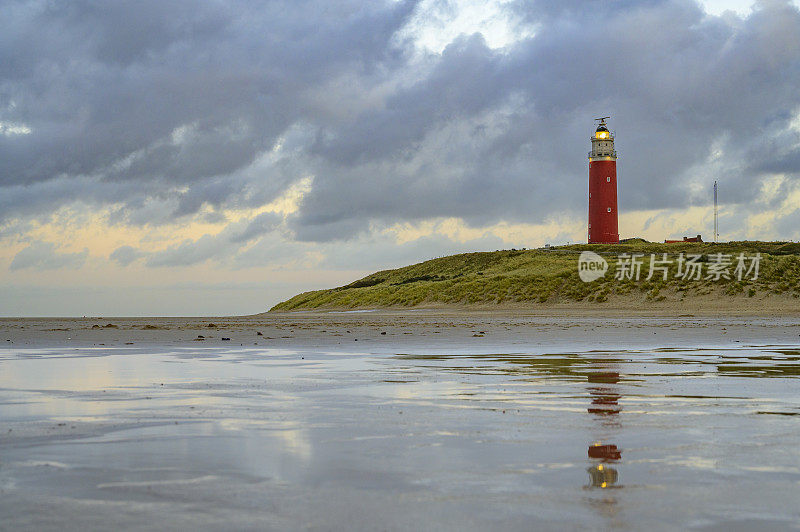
[2,0,800,244]
[0,0,418,221]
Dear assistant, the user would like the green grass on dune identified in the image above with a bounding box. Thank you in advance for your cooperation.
[269,241,800,311]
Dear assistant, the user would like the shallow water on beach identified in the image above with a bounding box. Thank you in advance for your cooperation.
[1,341,800,530]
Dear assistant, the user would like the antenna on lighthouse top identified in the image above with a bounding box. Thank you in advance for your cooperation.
[595,116,611,125]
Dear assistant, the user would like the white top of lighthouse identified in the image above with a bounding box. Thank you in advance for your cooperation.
[589,117,617,161]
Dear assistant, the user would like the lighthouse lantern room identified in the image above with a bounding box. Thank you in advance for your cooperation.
[588,117,619,243]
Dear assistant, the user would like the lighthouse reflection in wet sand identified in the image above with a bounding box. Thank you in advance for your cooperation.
[588,117,619,243]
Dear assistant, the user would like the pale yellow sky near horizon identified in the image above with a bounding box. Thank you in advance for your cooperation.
[2,176,797,316]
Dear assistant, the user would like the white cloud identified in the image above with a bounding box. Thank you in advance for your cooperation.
[397,0,536,53]
[699,0,800,17]
[0,121,32,136]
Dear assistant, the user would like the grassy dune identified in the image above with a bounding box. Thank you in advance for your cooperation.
[270,241,800,312]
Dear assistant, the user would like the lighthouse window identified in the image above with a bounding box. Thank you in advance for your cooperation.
[588,223,591,229]
[606,176,611,182]
[607,207,612,213]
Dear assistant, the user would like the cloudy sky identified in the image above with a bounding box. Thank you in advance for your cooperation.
[2,0,800,316]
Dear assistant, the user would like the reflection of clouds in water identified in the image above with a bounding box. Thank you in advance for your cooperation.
[222,420,315,465]
[388,380,470,403]
[0,355,124,418]
[0,346,326,415]
[275,428,313,461]
[214,399,313,461]
[96,475,219,489]
[665,457,719,471]
[1,353,121,390]
[16,393,113,419]
[1,341,800,529]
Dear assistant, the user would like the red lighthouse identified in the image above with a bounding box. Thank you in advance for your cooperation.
[588,117,619,243]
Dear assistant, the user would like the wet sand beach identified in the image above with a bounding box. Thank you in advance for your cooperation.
[1,312,799,530]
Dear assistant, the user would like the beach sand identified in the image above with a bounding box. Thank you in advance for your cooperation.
[3,309,800,349]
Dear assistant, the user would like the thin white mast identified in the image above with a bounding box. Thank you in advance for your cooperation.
[713,181,718,243]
